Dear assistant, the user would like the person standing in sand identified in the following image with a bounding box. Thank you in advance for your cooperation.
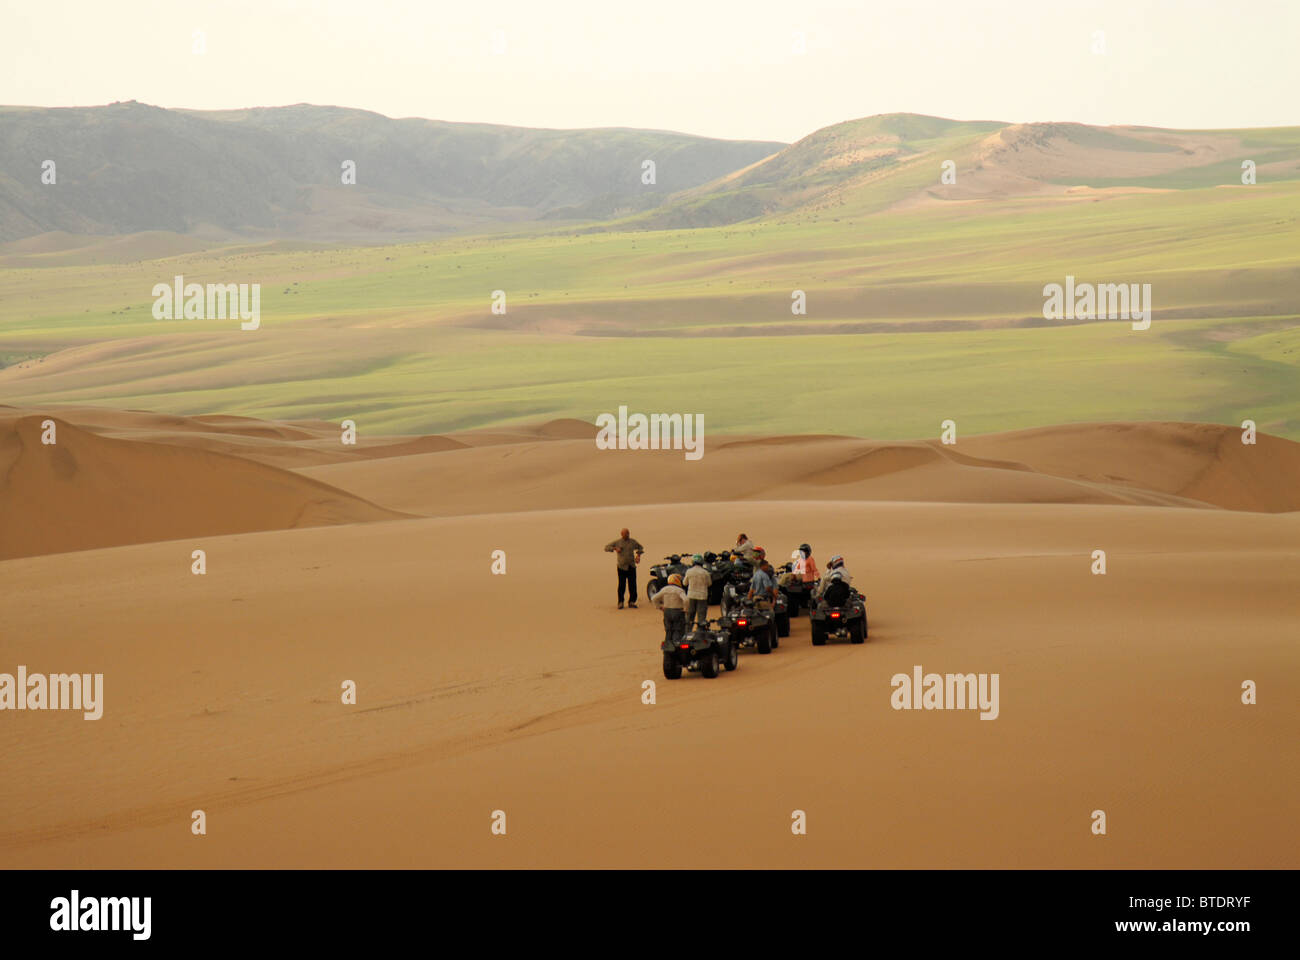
[683,554,712,632]
[604,528,644,609]
[651,572,689,644]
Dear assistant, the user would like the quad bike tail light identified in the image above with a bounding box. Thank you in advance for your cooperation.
[830,611,841,619]
[737,619,748,627]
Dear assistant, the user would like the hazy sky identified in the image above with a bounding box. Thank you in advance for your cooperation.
[4,0,1297,142]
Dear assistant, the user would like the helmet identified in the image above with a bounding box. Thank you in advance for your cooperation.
[692,554,704,565]
[667,573,683,586]
[754,547,766,558]
[669,554,680,563]
[827,554,844,569]
[800,543,812,556]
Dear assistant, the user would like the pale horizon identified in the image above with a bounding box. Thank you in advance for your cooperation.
[4,0,1298,143]
[11,98,1300,144]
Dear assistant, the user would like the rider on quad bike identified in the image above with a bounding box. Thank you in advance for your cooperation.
[717,555,779,654]
[814,554,852,597]
[733,533,758,564]
[810,558,867,646]
[749,554,791,638]
[779,543,820,616]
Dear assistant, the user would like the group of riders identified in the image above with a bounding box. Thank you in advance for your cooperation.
[604,529,852,643]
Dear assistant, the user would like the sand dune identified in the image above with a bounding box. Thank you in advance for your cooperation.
[5,407,1297,564]
[0,412,406,560]
[299,422,1298,517]
[0,404,471,470]
[960,421,1300,514]
[1,406,1295,868]
[0,499,1294,868]
[5,406,1297,563]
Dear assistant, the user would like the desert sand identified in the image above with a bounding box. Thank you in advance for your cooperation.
[0,406,1296,867]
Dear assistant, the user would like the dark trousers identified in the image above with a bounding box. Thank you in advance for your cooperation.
[686,597,708,630]
[663,609,686,644]
[618,565,638,603]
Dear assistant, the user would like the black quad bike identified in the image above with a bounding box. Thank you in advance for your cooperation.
[719,568,748,617]
[809,578,868,646]
[645,554,689,603]
[702,551,736,605]
[721,569,790,638]
[662,619,739,679]
[718,595,781,654]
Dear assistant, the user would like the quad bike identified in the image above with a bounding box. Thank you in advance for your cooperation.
[722,566,790,637]
[809,578,868,646]
[662,618,738,679]
[673,550,731,605]
[719,568,752,618]
[718,594,781,654]
[702,551,736,605]
[773,588,790,637]
[646,554,689,603]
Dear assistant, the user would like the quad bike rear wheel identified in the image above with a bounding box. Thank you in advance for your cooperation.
[700,651,720,678]
[724,643,739,671]
[811,621,827,646]
[849,619,865,644]
[662,654,682,679]
[756,626,772,655]
[776,612,790,638]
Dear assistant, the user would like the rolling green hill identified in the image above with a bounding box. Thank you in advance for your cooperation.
[1,112,1297,439]
[0,102,784,242]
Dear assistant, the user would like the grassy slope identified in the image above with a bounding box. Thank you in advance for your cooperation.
[1,122,1298,438]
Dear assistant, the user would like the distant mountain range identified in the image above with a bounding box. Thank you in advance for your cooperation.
[1,103,1297,245]
[0,101,783,242]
